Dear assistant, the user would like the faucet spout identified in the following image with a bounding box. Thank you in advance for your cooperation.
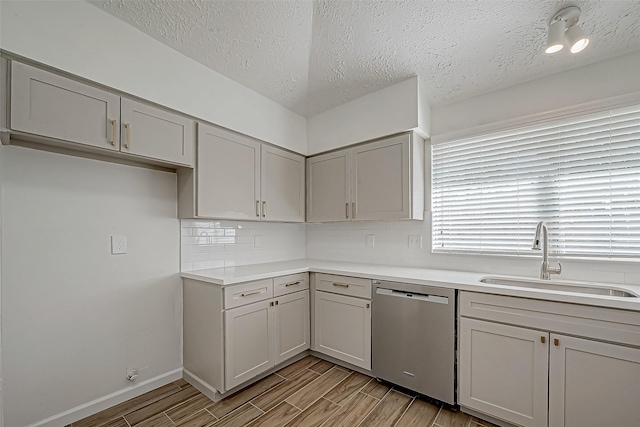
[532,221,562,280]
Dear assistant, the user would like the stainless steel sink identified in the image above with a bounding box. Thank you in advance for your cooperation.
[479,276,639,298]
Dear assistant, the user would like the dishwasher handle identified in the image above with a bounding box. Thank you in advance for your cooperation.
[375,287,449,304]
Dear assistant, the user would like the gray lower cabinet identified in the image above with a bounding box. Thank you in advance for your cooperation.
[183,273,309,397]
[548,334,640,427]
[9,61,194,166]
[312,273,372,370]
[459,318,549,427]
[459,291,640,427]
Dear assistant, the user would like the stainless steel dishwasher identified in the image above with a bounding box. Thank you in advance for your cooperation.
[372,280,456,405]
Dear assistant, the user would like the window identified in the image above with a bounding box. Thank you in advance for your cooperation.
[431,104,640,258]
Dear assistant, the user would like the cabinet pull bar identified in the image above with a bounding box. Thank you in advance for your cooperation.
[256,200,260,217]
[124,123,131,149]
[554,338,559,346]
[262,201,266,217]
[270,301,274,306]
[333,283,349,288]
[352,202,356,219]
[240,290,262,297]
[275,300,279,305]
[285,281,301,287]
[110,119,117,146]
[346,202,349,218]
[366,303,370,308]
[541,336,546,344]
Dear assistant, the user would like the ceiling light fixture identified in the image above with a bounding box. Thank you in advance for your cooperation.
[544,6,589,54]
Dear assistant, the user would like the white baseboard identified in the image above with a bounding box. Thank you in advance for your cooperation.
[182,369,219,402]
[26,368,183,427]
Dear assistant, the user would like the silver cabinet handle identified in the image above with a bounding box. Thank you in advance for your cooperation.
[285,281,301,287]
[256,200,260,217]
[124,123,131,149]
[345,202,349,219]
[110,119,117,146]
[262,201,266,217]
[240,290,262,297]
[333,283,349,288]
[352,202,356,219]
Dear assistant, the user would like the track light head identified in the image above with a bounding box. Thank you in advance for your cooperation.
[566,24,589,53]
[545,19,565,54]
[544,6,589,55]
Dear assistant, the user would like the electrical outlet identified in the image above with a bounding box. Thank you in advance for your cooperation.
[111,235,127,254]
[366,234,375,248]
[408,235,422,249]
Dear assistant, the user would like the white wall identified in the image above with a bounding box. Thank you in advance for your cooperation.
[0,0,307,154]
[181,220,305,271]
[1,146,182,427]
[431,51,640,136]
[307,77,429,154]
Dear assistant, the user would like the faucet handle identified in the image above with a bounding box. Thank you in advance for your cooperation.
[548,261,562,276]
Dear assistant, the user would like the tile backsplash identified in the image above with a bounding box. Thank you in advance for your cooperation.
[181,219,305,271]
[306,213,640,286]
[182,217,640,286]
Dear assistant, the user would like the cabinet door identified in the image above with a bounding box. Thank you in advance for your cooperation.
[11,61,120,150]
[314,291,371,370]
[549,334,640,427]
[197,123,261,219]
[307,149,351,222]
[459,318,548,427]
[261,145,305,222]
[120,98,194,166]
[224,300,274,390]
[351,134,410,220]
[274,291,310,365]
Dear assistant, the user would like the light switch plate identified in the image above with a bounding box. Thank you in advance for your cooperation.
[111,235,127,254]
[366,234,375,248]
[254,235,262,249]
[408,235,422,249]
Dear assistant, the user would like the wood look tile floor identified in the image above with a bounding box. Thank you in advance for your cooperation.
[67,357,498,427]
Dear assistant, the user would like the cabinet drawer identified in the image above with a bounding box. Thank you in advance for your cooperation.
[224,279,273,309]
[460,291,640,348]
[316,273,371,299]
[274,273,309,297]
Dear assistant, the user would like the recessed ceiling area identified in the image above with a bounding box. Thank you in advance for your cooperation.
[90,0,640,117]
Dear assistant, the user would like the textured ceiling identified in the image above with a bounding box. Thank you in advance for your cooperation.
[90,0,640,117]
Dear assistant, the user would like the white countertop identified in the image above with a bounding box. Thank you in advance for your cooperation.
[181,259,640,312]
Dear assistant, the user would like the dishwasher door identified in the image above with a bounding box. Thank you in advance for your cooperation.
[372,281,456,404]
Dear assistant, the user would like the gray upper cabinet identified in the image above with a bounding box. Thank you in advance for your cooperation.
[197,123,261,220]
[10,61,120,151]
[120,98,194,166]
[261,144,305,222]
[307,132,424,222]
[180,123,305,222]
[9,61,194,167]
[307,149,351,222]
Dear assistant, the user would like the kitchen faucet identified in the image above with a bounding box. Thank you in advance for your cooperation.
[532,221,562,280]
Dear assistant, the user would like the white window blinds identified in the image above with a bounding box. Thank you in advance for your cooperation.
[432,104,640,258]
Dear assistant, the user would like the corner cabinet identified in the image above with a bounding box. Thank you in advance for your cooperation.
[458,292,640,427]
[179,123,305,222]
[183,273,310,397]
[312,273,372,370]
[8,61,194,167]
[307,132,424,222]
